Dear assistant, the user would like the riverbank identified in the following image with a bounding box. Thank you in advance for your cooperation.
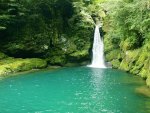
[1,52,150,97]
[0,64,62,81]
[0,51,89,79]
[102,0,150,88]
[104,46,150,88]
[0,65,62,80]
[0,52,48,78]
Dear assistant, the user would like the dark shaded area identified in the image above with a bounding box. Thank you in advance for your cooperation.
[0,0,74,58]
[0,0,94,65]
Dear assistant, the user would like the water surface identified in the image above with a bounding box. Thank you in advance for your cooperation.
[0,67,150,113]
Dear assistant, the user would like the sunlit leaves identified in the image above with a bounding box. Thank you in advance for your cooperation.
[104,0,150,50]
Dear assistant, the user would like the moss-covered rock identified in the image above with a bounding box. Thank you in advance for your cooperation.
[0,52,8,60]
[140,68,148,79]
[69,50,89,60]
[105,49,121,61]
[120,34,138,51]
[0,58,47,77]
[47,56,66,66]
[119,59,130,71]
[47,50,90,66]
[111,59,120,68]
[104,30,150,86]
[130,65,142,75]
[146,77,150,88]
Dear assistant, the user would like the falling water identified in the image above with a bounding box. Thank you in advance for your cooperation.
[89,25,106,68]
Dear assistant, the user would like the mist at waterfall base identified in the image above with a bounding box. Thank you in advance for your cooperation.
[88,25,107,68]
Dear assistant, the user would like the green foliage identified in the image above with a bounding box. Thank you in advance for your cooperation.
[111,59,121,68]
[69,50,89,61]
[47,55,66,66]
[0,57,47,76]
[103,0,150,83]
[103,0,149,84]
[104,0,150,51]
[146,76,150,87]
[0,0,26,31]
[105,49,121,61]
[119,59,130,71]
[0,52,7,60]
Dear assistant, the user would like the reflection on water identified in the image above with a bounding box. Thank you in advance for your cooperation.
[89,68,105,112]
[145,100,150,112]
[90,68,104,91]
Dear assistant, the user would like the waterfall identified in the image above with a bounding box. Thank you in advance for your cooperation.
[88,25,106,68]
